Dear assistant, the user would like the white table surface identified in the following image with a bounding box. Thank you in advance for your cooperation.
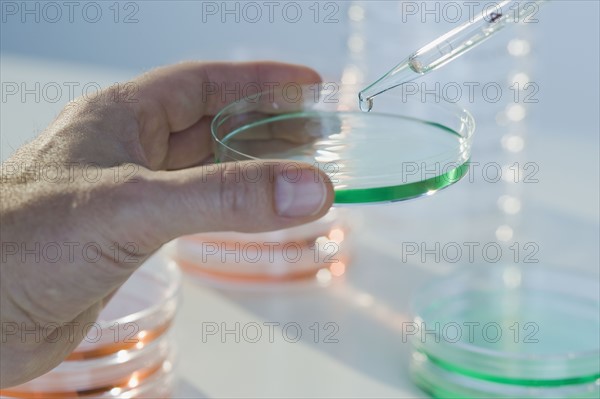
[1,2,598,397]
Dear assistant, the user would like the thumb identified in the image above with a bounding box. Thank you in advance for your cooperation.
[124,160,335,249]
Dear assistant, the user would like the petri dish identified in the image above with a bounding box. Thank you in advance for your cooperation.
[1,335,173,396]
[211,83,475,204]
[409,265,600,398]
[0,257,181,399]
[69,257,181,360]
[0,356,175,398]
[169,208,351,283]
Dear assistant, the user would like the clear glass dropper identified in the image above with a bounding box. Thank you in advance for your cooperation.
[358,0,547,112]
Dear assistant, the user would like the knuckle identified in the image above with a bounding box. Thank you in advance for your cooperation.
[218,166,249,214]
[217,162,265,217]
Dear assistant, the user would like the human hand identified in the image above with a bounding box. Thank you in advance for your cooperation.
[0,61,334,387]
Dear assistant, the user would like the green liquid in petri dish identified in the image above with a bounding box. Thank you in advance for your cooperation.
[410,266,600,398]
[418,291,600,385]
[220,111,470,204]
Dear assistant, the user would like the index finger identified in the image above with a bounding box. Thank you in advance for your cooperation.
[130,61,322,134]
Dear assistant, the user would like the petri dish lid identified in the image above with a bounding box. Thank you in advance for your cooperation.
[70,256,181,359]
[2,335,172,394]
[0,346,176,398]
[166,208,352,284]
[410,265,600,384]
[211,83,475,204]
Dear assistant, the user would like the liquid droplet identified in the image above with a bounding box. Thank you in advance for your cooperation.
[358,95,373,112]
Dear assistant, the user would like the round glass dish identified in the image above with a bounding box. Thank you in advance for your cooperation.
[409,265,600,398]
[69,257,181,360]
[0,355,175,399]
[211,83,475,204]
[1,335,173,396]
[0,256,180,398]
[169,208,351,283]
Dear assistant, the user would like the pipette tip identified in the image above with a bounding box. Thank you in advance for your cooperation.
[358,93,373,112]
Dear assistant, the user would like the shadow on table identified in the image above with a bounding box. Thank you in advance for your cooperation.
[184,232,438,395]
[173,377,210,398]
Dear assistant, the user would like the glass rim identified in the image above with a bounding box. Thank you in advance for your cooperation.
[210,83,476,204]
[410,351,599,397]
[211,82,476,157]
[410,264,600,362]
[92,259,181,328]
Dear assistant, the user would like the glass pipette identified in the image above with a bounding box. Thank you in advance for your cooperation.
[358,0,547,111]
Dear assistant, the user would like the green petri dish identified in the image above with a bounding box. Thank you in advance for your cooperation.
[409,265,600,398]
[211,84,475,205]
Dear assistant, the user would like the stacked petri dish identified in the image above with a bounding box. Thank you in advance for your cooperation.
[169,208,351,283]
[409,265,600,398]
[0,258,181,399]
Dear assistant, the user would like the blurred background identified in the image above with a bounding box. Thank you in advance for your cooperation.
[1,1,599,398]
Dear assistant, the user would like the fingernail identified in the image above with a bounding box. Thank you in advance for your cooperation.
[275,167,327,218]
